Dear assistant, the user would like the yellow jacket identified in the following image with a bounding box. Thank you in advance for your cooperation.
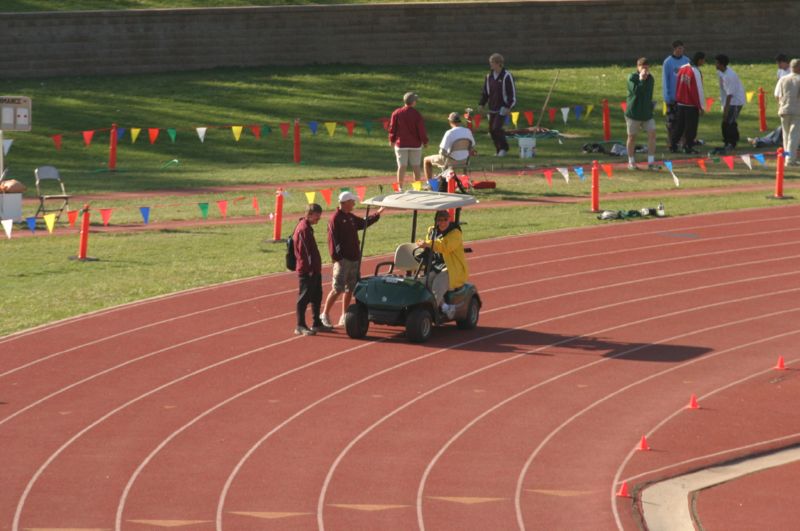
[425,224,468,290]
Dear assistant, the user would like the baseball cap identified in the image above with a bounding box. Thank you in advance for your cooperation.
[338,191,358,203]
[448,112,462,123]
[403,92,418,104]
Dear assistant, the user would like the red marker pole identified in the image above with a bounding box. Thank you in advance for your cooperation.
[447,173,457,219]
[758,87,767,132]
[602,99,611,142]
[272,188,284,241]
[775,148,785,198]
[77,204,91,260]
[108,123,118,171]
[293,119,301,164]
[591,160,600,212]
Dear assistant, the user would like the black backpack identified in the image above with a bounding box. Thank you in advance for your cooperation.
[285,222,300,271]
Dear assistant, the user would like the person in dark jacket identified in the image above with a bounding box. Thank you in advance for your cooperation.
[320,191,383,327]
[293,203,331,336]
[478,53,517,157]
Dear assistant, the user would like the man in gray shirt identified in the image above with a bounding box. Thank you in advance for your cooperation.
[776,58,800,166]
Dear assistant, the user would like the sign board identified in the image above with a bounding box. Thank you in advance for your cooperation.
[0,96,32,132]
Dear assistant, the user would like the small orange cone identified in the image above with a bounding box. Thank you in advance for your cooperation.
[638,435,651,451]
[774,356,786,370]
[616,481,629,497]
[687,394,700,409]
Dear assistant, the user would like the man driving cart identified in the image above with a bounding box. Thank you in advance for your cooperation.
[415,209,468,319]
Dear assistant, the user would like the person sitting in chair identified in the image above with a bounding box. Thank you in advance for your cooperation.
[423,112,476,181]
[415,210,468,318]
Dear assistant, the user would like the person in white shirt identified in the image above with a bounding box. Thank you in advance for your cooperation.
[775,58,800,165]
[750,54,792,147]
[423,112,476,180]
[715,54,746,152]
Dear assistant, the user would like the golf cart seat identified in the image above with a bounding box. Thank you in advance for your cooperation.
[374,242,421,276]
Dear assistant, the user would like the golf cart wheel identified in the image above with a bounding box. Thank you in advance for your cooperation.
[457,296,480,330]
[345,304,369,339]
[406,307,433,343]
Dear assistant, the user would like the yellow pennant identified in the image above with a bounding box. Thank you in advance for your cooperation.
[131,128,141,143]
[305,191,316,204]
[662,101,668,115]
[511,111,519,127]
[231,126,243,142]
[746,90,755,103]
[324,122,337,137]
[585,104,594,118]
[44,213,56,234]
[411,180,422,191]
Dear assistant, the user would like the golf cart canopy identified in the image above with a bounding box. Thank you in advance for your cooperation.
[362,190,478,211]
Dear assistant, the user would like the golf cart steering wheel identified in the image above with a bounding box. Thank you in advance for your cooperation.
[412,245,428,263]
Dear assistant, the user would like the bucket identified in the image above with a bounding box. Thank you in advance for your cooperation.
[517,137,536,158]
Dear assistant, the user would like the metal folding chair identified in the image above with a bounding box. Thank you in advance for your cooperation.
[34,165,71,221]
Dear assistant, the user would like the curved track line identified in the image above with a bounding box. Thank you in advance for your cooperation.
[316,278,800,531]
[610,358,800,530]
[421,319,800,531]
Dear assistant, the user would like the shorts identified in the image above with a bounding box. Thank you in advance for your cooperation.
[395,146,423,168]
[332,258,359,292]
[626,117,656,135]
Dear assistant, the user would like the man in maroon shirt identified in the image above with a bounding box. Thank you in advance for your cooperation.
[389,92,428,190]
[321,191,383,327]
[292,203,332,336]
[478,53,517,157]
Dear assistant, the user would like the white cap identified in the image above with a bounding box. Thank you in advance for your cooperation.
[338,191,358,203]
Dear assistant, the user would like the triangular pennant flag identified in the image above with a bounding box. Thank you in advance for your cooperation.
[139,206,150,224]
[148,128,159,144]
[344,121,355,136]
[601,164,614,178]
[262,124,271,136]
[216,200,228,219]
[82,130,95,147]
[324,122,337,137]
[381,118,390,131]
[231,126,243,142]
[574,166,585,180]
[458,175,470,189]
[574,105,584,121]
[320,188,332,205]
[697,159,707,172]
[131,128,141,143]
[51,134,62,150]
[543,169,553,186]
[740,154,752,170]
[167,128,177,143]
[392,182,400,192]
[560,107,570,124]
[722,155,735,170]
[249,125,262,139]
[411,181,422,191]
[753,153,766,165]
[117,127,127,141]
[664,160,673,172]
[1,138,13,156]
[472,114,481,129]
[746,91,755,103]
[355,185,367,201]
[523,110,534,126]
[303,121,315,135]
[196,127,207,143]
[428,178,440,191]
[43,213,56,234]
[99,208,112,226]
[620,102,628,113]
[671,170,680,187]
[1,218,12,239]
[511,111,519,127]
[250,196,260,216]
[198,202,209,219]
[548,108,557,123]
[279,122,290,138]
[305,191,316,204]
[556,167,570,183]
[67,210,79,227]
[705,97,715,112]
[585,104,594,118]
[25,216,36,233]
[339,186,351,193]
[363,120,373,135]
[662,101,667,115]
[504,114,511,125]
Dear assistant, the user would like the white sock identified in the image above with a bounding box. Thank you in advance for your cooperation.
[648,155,655,164]
[628,156,635,164]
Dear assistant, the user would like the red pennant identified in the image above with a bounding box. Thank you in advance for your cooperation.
[381,118,390,131]
[392,182,400,192]
[548,108,557,123]
[67,209,78,227]
[620,101,628,113]
[82,130,95,147]
[543,169,553,186]
[320,188,332,206]
[99,208,112,226]
[458,175,470,188]
[344,121,355,136]
[472,114,481,129]
[279,122,290,138]
[601,164,614,178]
[697,159,707,172]
[524,110,534,126]
[249,125,261,139]
[148,128,159,144]
[355,185,367,201]
[722,155,735,170]
[705,97,715,112]
[52,134,63,150]
[216,200,228,219]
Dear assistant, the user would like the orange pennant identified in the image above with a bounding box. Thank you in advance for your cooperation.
[249,125,261,139]
[148,128,159,144]
[601,164,614,178]
[279,122,290,138]
[722,156,735,170]
[216,200,228,219]
[697,159,707,172]
[82,130,95,147]
[344,121,355,136]
[100,208,112,226]
[524,110,534,126]
[355,185,367,201]
[52,134,63,150]
[320,189,332,206]
[251,196,259,215]
[543,169,553,186]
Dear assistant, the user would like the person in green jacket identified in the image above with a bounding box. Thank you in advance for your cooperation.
[625,57,658,170]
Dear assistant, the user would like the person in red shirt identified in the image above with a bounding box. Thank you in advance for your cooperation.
[388,92,428,190]
[292,203,331,336]
[670,52,706,154]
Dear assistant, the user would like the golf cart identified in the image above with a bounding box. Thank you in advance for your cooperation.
[345,190,482,343]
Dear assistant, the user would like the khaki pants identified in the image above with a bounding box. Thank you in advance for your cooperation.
[780,114,800,163]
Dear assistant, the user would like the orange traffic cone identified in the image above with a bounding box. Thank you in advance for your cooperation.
[687,394,700,409]
[616,481,629,497]
[638,435,651,451]
[774,356,786,370]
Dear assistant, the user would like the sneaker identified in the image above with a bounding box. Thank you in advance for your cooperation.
[656,202,666,217]
[496,149,507,157]
[627,163,638,170]
[312,323,333,333]
[294,326,316,336]
[320,314,332,328]
[338,315,346,327]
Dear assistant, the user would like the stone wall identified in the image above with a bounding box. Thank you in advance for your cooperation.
[1,1,797,78]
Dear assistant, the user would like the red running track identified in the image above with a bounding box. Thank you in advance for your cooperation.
[2,204,800,531]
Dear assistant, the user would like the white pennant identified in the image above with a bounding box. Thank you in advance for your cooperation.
[671,171,680,187]
[196,127,207,143]
[740,154,752,170]
[2,139,12,156]
[560,107,570,124]
[556,167,570,183]
[2,218,13,239]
